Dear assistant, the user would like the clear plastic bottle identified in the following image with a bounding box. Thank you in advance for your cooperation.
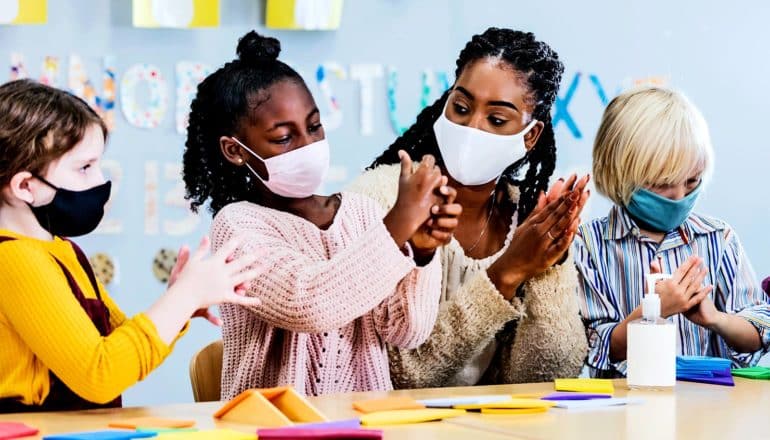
[626,274,676,390]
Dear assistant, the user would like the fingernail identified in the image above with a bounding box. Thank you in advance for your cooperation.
[558,178,564,182]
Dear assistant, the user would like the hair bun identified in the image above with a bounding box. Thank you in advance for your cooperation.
[236,31,281,65]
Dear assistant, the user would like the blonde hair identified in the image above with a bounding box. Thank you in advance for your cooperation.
[592,86,713,206]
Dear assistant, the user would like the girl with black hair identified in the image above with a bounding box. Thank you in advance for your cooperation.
[183,31,460,397]
[348,28,590,387]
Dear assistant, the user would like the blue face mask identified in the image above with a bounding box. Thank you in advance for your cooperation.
[626,184,702,233]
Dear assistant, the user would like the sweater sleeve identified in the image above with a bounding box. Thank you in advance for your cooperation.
[388,270,524,388]
[373,248,443,349]
[211,203,417,334]
[0,242,174,405]
[489,250,588,384]
[349,165,523,388]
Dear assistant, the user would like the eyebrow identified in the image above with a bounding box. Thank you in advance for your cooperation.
[454,86,519,112]
[267,108,321,132]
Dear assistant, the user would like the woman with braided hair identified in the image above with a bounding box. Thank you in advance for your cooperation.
[348,27,590,387]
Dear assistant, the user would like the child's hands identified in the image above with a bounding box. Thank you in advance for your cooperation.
[168,236,262,317]
[409,184,462,262]
[383,151,445,248]
[650,256,713,318]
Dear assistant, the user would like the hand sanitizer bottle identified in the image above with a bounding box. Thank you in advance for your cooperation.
[626,273,676,390]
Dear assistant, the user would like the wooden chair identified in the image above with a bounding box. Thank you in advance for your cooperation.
[189,340,223,402]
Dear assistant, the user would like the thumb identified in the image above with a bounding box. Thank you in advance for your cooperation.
[398,150,413,178]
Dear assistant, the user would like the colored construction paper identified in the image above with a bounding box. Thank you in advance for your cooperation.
[109,418,195,429]
[554,378,614,394]
[359,409,465,426]
[541,392,613,401]
[352,397,424,413]
[257,428,381,439]
[731,366,770,380]
[553,397,643,410]
[289,420,361,430]
[417,395,511,408]
[156,430,254,440]
[454,398,555,411]
[0,422,38,439]
[43,431,156,440]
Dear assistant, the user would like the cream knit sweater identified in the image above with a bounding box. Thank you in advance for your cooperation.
[347,164,588,387]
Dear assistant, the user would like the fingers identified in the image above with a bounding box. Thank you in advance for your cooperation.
[420,154,436,170]
[432,216,459,230]
[428,229,454,243]
[572,174,591,194]
[192,236,211,261]
[650,260,662,274]
[548,178,565,201]
[535,191,547,211]
[398,150,413,177]
[227,293,262,308]
[671,256,699,284]
[204,311,222,327]
[438,184,457,204]
[231,268,262,287]
[431,202,462,217]
[687,285,713,309]
[685,265,709,295]
[214,235,245,262]
[536,192,577,231]
[228,252,262,276]
[168,245,190,285]
[678,257,703,286]
[526,194,566,224]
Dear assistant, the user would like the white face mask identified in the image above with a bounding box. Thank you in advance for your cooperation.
[232,137,330,199]
[433,101,537,186]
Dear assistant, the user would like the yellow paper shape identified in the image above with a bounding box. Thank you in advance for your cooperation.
[481,407,550,415]
[214,387,327,427]
[359,408,465,426]
[132,0,219,28]
[109,417,196,429]
[455,398,555,410]
[265,0,343,30]
[554,378,615,394]
[157,429,254,440]
[0,0,46,25]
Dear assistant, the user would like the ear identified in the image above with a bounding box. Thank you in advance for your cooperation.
[219,136,269,180]
[523,120,544,151]
[219,136,246,166]
[7,171,39,204]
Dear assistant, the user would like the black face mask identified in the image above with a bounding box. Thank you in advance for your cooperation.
[29,176,112,237]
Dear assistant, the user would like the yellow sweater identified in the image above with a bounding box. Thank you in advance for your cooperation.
[0,229,177,405]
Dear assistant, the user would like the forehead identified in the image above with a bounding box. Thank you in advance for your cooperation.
[454,58,533,111]
[245,80,316,128]
[60,124,105,161]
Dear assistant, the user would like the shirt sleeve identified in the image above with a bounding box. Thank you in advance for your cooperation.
[573,227,628,378]
[714,228,770,366]
[0,242,176,405]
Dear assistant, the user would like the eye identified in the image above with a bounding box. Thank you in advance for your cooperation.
[309,123,323,133]
[272,136,291,145]
[488,116,507,127]
[452,102,469,115]
[79,164,91,174]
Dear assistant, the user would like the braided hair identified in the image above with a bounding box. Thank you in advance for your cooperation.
[183,31,306,214]
[369,28,564,222]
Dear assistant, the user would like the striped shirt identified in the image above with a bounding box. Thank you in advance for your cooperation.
[574,205,770,378]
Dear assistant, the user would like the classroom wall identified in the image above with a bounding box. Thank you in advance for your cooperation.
[1,0,768,405]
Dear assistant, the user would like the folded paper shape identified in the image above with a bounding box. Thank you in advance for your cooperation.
[731,366,770,380]
[214,386,327,427]
[43,431,156,440]
[541,392,612,401]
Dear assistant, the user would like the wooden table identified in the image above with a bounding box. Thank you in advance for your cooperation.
[1,378,769,439]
